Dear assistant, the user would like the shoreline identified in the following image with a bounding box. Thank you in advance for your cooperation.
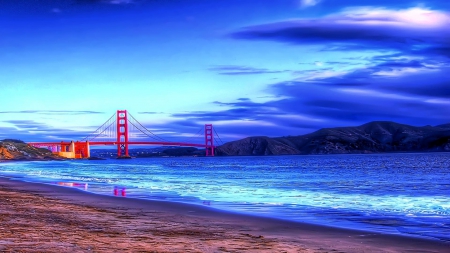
[1,177,448,252]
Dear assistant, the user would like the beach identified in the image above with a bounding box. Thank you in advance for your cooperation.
[0,177,448,252]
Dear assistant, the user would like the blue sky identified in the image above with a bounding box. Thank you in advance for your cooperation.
[1,0,449,143]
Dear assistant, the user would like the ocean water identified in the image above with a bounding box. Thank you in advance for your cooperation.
[1,153,449,241]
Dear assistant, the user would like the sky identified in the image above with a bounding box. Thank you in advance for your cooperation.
[1,0,449,144]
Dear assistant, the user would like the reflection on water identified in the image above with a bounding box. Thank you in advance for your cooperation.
[113,186,127,197]
[56,182,88,191]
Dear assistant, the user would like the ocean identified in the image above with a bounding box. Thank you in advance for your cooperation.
[1,153,449,242]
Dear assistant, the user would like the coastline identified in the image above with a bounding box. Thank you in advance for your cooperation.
[0,177,448,252]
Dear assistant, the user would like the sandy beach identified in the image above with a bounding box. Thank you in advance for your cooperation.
[0,177,448,253]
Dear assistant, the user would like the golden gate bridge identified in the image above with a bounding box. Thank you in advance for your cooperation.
[28,110,223,159]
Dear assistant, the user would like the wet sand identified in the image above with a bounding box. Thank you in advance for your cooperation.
[0,177,448,252]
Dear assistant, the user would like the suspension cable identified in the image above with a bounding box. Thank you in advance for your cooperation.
[81,113,116,141]
[128,113,169,142]
[127,120,171,142]
[84,120,116,142]
[213,127,224,145]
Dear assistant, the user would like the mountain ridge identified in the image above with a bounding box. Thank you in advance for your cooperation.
[216,121,450,156]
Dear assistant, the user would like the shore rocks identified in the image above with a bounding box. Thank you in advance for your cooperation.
[0,140,63,160]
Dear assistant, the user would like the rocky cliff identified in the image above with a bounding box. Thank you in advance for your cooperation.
[216,121,450,156]
[0,139,63,160]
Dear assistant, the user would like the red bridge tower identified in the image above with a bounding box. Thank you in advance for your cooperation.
[205,124,214,156]
[117,110,130,158]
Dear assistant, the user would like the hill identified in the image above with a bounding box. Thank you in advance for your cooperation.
[0,139,63,160]
[216,121,450,156]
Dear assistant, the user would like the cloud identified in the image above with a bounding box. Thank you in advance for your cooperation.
[74,0,137,4]
[172,106,284,122]
[5,120,48,130]
[149,5,450,139]
[0,110,104,115]
[169,55,450,139]
[267,81,449,125]
[230,7,450,57]
[314,61,324,67]
[339,7,450,28]
[74,0,102,4]
[209,65,289,75]
[0,120,94,142]
[294,69,349,81]
[104,0,135,4]
[375,60,424,68]
[310,58,450,99]
[138,111,165,114]
[299,0,320,8]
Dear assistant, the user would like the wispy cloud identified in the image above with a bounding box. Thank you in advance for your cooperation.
[209,65,290,75]
[0,120,93,142]
[0,110,104,115]
[75,0,138,5]
[5,120,48,130]
[138,111,165,114]
[104,0,135,4]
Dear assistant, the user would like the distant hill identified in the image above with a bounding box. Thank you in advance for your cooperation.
[216,121,450,156]
[0,140,63,160]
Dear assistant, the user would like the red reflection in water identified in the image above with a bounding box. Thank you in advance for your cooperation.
[113,186,126,197]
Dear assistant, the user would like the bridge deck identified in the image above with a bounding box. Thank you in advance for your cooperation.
[29,141,212,148]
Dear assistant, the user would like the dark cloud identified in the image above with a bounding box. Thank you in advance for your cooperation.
[231,20,418,49]
[170,56,450,139]
[230,7,450,58]
[4,120,48,130]
[376,60,424,68]
[423,46,450,57]
[267,81,449,125]
[3,5,449,142]
[209,65,289,75]
[313,61,450,99]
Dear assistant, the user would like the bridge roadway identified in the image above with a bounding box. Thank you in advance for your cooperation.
[29,141,211,148]
[28,141,215,159]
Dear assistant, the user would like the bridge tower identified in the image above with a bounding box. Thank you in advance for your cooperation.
[205,124,214,156]
[116,110,130,158]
